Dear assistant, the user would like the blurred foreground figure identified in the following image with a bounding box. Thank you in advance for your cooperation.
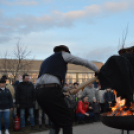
[36,45,99,134]
[98,46,134,106]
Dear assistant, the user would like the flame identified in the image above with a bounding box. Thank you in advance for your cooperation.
[113,90,117,98]
[111,97,126,112]
[107,91,134,116]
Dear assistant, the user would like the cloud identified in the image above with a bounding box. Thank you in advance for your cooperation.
[0,36,12,43]
[0,0,134,43]
[84,46,118,62]
[0,0,38,6]
[103,1,130,12]
[0,0,52,6]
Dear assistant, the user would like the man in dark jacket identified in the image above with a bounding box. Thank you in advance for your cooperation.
[104,88,115,112]
[36,45,99,134]
[16,74,35,130]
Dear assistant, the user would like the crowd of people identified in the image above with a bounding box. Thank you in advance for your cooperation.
[0,74,116,134]
[63,81,115,124]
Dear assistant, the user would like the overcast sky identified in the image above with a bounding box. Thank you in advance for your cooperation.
[1,0,134,63]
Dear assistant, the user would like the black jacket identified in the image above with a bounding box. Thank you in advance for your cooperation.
[16,82,35,108]
[99,55,134,102]
[0,88,13,110]
[91,102,101,113]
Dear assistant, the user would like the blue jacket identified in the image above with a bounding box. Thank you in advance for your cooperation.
[104,91,114,102]
[0,88,13,110]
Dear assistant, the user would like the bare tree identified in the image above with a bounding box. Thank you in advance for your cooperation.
[0,51,9,76]
[119,24,129,49]
[0,41,35,83]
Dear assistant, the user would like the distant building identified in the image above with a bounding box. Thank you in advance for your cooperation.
[0,59,103,84]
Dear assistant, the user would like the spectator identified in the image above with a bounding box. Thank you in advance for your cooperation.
[104,88,115,112]
[98,85,106,113]
[93,81,98,88]
[1,75,15,100]
[63,84,77,123]
[13,80,19,91]
[69,81,73,88]
[63,83,71,108]
[0,79,13,134]
[82,83,100,103]
[74,82,82,102]
[1,75,15,119]
[90,97,101,122]
[76,96,94,124]
[68,92,77,123]
[13,76,21,118]
[63,83,71,92]
[16,74,36,131]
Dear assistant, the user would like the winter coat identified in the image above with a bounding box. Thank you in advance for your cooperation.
[0,88,13,110]
[76,100,89,114]
[104,91,115,108]
[90,102,101,113]
[104,91,114,102]
[99,55,134,102]
[6,83,15,98]
[16,82,35,109]
[68,94,77,109]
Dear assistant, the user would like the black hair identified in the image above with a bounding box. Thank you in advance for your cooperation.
[0,78,6,83]
[1,75,8,80]
[23,74,29,80]
[81,96,88,108]
[74,82,79,86]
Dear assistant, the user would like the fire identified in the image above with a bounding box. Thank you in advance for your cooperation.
[107,90,134,116]
[111,90,126,112]
[111,97,126,112]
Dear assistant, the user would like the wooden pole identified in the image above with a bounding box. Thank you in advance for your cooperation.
[70,76,98,95]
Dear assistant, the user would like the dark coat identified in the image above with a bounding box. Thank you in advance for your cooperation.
[91,102,101,113]
[0,88,13,110]
[16,82,35,108]
[104,91,114,102]
[104,91,114,108]
[89,102,101,114]
[99,55,134,102]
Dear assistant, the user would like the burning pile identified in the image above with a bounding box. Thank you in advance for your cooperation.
[107,90,134,116]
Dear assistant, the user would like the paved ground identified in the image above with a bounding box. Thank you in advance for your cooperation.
[31,122,134,134]
[2,122,134,134]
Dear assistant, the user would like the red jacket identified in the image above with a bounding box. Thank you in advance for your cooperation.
[76,100,89,114]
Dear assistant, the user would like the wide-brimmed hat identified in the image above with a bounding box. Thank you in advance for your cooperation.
[53,45,70,53]
[118,46,134,55]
